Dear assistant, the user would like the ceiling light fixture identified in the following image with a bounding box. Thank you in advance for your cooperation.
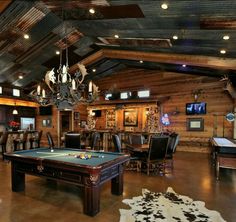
[173,35,178,40]
[24,34,29,39]
[89,8,95,14]
[30,5,99,110]
[223,35,230,40]
[161,3,168,9]
[56,50,60,55]
[12,102,18,115]
[220,49,226,54]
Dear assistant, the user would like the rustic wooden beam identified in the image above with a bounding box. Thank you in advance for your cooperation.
[71,49,236,71]
[0,98,39,107]
[102,49,236,71]
[69,50,104,73]
[0,0,12,13]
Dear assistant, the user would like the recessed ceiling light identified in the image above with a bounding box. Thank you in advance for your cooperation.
[24,34,29,39]
[220,49,226,54]
[92,68,96,72]
[223,35,230,40]
[56,50,60,55]
[139,60,143,63]
[89,8,95,14]
[173,35,178,40]
[182,64,186,67]
[114,34,119,39]
[161,3,168,9]
[19,75,23,79]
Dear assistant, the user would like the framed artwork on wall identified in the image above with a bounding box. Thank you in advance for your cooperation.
[123,109,138,126]
[186,118,204,131]
[74,112,80,120]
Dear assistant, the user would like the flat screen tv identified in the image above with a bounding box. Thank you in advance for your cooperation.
[39,106,52,115]
[186,102,206,115]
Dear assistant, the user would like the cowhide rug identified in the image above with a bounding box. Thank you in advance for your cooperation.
[119,187,226,222]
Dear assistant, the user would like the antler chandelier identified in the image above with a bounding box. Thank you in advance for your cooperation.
[30,11,99,109]
[30,61,99,109]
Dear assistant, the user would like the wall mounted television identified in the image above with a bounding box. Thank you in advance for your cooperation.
[186,102,206,115]
[39,106,52,115]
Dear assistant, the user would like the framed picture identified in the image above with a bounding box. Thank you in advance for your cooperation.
[80,120,87,128]
[74,112,80,120]
[123,109,138,126]
[186,118,204,131]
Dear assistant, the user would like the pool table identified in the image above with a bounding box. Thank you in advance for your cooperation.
[5,148,130,216]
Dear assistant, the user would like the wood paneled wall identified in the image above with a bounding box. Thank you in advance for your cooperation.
[90,68,233,152]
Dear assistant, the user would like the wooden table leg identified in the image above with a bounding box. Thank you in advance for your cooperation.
[83,185,100,216]
[111,166,124,195]
[12,162,25,192]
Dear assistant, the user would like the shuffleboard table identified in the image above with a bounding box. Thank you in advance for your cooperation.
[5,148,130,216]
[211,137,236,180]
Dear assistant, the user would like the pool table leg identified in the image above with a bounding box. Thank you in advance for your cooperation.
[111,166,124,195]
[83,185,100,216]
[216,156,220,180]
[11,162,25,192]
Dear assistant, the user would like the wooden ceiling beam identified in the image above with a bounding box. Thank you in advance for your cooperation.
[69,50,104,73]
[0,0,12,13]
[101,49,236,71]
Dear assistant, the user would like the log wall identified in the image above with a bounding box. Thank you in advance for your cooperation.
[90,68,233,152]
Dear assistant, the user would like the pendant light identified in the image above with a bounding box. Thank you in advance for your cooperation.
[12,102,18,115]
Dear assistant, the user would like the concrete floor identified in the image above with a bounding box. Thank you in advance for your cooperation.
[0,152,236,222]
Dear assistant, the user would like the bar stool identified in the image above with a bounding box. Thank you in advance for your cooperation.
[29,130,43,149]
[13,131,28,151]
[46,132,55,149]
[0,132,9,160]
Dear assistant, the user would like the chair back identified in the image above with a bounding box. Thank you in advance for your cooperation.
[167,133,179,154]
[0,132,8,145]
[148,136,169,161]
[89,132,100,149]
[129,134,144,144]
[65,133,81,149]
[46,132,54,148]
[112,134,121,153]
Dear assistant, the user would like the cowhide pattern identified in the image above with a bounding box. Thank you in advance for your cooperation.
[119,187,226,222]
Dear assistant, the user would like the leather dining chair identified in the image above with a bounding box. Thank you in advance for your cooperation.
[89,132,101,150]
[0,132,9,160]
[141,135,169,175]
[165,133,179,170]
[46,132,55,149]
[112,134,141,171]
[29,130,43,149]
[65,133,81,149]
[129,134,144,145]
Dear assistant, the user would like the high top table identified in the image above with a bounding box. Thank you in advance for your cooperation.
[5,148,130,216]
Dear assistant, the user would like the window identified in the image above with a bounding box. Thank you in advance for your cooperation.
[0,86,2,94]
[120,91,131,99]
[13,88,20,97]
[105,93,112,100]
[138,90,150,98]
